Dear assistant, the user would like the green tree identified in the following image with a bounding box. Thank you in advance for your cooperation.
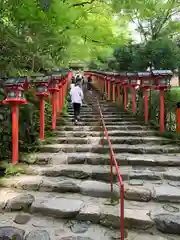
[112,0,180,42]
[144,38,180,70]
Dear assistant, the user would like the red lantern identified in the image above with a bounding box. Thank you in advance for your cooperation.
[110,73,117,102]
[138,72,152,88]
[3,77,28,164]
[48,77,60,130]
[33,76,50,140]
[152,70,172,134]
[127,72,138,113]
[118,73,129,112]
[152,70,172,90]
[138,72,152,123]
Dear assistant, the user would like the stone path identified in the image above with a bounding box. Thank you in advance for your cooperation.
[0,90,180,239]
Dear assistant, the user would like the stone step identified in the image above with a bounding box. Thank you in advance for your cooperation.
[64,153,180,167]
[2,188,180,236]
[58,125,148,131]
[57,125,152,132]
[66,115,137,122]
[40,143,180,154]
[67,105,118,110]
[48,136,173,145]
[67,110,136,117]
[57,121,143,127]
[55,130,157,137]
[63,114,133,118]
[65,112,134,117]
[2,175,180,204]
[21,152,180,167]
[58,121,143,127]
[57,122,148,130]
[59,118,140,124]
[22,164,180,182]
[0,210,122,240]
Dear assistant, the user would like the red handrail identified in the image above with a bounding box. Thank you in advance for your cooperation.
[96,99,124,240]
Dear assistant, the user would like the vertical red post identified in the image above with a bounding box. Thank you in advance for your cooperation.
[120,184,124,240]
[51,93,56,130]
[56,91,60,113]
[59,83,62,112]
[177,102,180,133]
[123,86,127,112]
[12,104,19,164]
[144,88,149,123]
[112,82,115,102]
[61,83,64,109]
[39,97,45,140]
[101,78,103,93]
[132,87,136,113]
[160,89,165,133]
[104,78,107,98]
[102,77,104,95]
[63,81,65,105]
[108,80,111,100]
[109,151,113,193]
[117,84,121,106]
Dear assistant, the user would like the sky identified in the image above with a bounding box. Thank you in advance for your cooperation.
[129,22,142,43]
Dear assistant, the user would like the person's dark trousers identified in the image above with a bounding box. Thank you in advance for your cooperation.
[73,103,81,120]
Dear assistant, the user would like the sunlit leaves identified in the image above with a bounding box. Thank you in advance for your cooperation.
[0,0,130,73]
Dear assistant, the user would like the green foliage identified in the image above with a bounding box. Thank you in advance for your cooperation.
[0,0,127,74]
[105,37,180,72]
[5,163,25,176]
[145,38,180,70]
[114,0,180,42]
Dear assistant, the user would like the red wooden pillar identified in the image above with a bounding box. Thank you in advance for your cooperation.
[131,87,136,113]
[123,86,127,112]
[12,104,19,164]
[177,102,180,133]
[51,93,56,130]
[117,83,121,106]
[143,88,149,123]
[112,81,115,102]
[108,78,111,100]
[39,97,45,140]
[160,89,165,134]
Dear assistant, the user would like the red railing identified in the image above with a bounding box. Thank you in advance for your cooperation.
[96,99,124,240]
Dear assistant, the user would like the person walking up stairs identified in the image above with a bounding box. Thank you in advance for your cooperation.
[70,79,84,124]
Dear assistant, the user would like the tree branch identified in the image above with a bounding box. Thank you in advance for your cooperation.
[152,0,176,39]
[130,12,148,42]
[83,35,112,45]
[71,0,95,7]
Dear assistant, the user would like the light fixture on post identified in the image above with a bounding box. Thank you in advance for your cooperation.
[3,76,28,164]
[33,75,50,140]
[151,70,172,134]
[127,72,138,113]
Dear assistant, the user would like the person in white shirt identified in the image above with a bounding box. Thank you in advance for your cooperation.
[70,80,84,124]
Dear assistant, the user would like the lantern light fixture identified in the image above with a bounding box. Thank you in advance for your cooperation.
[138,72,152,88]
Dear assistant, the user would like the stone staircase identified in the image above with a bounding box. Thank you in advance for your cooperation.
[0,89,180,239]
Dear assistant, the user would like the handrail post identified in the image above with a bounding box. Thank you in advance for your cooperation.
[120,184,124,240]
[97,98,124,240]
[110,150,113,192]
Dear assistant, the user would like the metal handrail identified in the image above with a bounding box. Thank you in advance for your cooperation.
[96,99,124,240]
